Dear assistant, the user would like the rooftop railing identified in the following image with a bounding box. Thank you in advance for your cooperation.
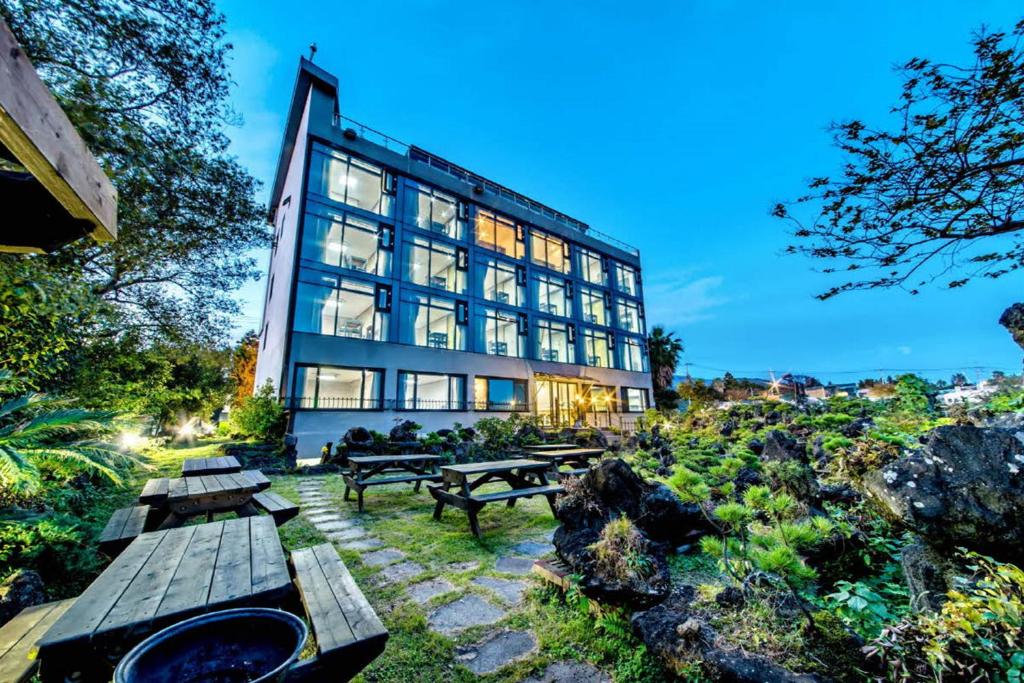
[333,114,640,258]
[283,396,531,412]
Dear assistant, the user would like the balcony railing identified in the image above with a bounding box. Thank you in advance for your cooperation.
[283,397,531,412]
[332,115,641,258]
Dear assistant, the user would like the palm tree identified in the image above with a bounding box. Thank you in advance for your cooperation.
[647,326,684,403]
[0,375,136,493]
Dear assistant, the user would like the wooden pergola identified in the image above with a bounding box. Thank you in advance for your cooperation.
[0,18,116,253]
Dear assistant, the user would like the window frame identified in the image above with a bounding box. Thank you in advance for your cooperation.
[397,370,467,411]
[402,233,467,294]
[309,143,394,217]
[293,269,390,341]
[402,180,467,240]
[529,228,571,274]
[291,364,384,410]
[473,376,529,411]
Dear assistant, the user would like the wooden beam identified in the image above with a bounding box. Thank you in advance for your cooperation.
[0,18,117,247]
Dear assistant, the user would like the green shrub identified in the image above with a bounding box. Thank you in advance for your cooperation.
[0,516,104,596]
[229,380,285,441]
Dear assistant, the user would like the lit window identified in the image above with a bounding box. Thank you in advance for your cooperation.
[403,235,467,294]
[582,328,612,368]
[474,377,528,411]
[616,298,644,334]
[475,210,524,259]
[530,229,570,274]
[294,271,389,341]
[577,247,607,286]
[309,144,394,216]
[614,262,640,296]
[532,273,568,317]
[399,293,466,351]
[580,287,608,326]
[534,319,575,364]
[397,371,466,410]
[620,336,649,372]
[622,387,649,412]
[301,202,392,277]
[479,258,525,307]
[292,365,383,410]
[403,182,466,240]
[475,307,526,358]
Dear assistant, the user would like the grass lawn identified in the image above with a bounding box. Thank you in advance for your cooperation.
[110,439,669,682]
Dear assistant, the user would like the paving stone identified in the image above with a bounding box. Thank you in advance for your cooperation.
[510,541,555,557]
[522,661,611,683]
[495,556,534,575]
[406,578,455,605]
[362,549,405,567]
[428,595,506,635]
[445,561,480,574]
[301,506,334,516]
[325,527,366,542]
[339,537,384,551]
[307,513,344,525]
[544,529,556,542]
[315,519,361,533]
[456,629,537,674]
[376,561,426,586]
[471,576,527,605]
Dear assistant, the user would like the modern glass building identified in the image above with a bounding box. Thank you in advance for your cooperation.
[255,60,654,456]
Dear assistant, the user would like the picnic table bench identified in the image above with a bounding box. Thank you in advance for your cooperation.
[181,455,241,476]
[343,454,442,512]
[138,469,272,528]
[522,443,577,451]
[34,517,387,682]
[429,459,563,537]
[0,599,75,682]
[97,504,151,556]
[526,447,605,478]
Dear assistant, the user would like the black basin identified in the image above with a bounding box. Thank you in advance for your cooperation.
[114,608,308,683]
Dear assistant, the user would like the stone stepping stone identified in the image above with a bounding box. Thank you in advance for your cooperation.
[406,578,455,605]
[471,576,527,605]
[495,556,534,575]
[523,661,611,683]
[510,541,555,557]
[339,537,384,551]
[376,561,426,586]
[362,549,405,567]
[456,629,537,674]
[445,561,480,574]
[325,527,366,542]
[302,506,334,517]
[307,513,344,525]
[315,519,361,533]
[544,529,556,542]
[428,595,506,635]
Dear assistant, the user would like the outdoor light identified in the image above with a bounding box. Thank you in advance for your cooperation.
[175,418,196,440]
[119,431,145,451]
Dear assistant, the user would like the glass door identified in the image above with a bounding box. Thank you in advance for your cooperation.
[535,378,580,426]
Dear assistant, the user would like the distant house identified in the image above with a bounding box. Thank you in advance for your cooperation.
[936,381,999,406]
[0,19,116,253]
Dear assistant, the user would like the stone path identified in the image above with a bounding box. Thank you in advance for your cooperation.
[428,595,507,635]
[494,555,534,575]
[406,578,455,605]
[457,630,537,675]
[522,661,612,683]
[294,477,386,553]
[471,576,527,605]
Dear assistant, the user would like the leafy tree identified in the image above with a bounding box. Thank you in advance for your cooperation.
[228,380,285,442]
[0,0,267,346]
[229,331,259,406]
[950,372,968,387]
[0,374,134,494]
[647,326,684,410]
[775,20,1024,299]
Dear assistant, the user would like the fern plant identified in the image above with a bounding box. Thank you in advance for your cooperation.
[0,375,135,493]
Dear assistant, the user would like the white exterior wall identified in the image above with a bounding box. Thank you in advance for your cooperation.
[254,90,312,396]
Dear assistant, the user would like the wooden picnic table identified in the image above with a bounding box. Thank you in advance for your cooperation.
[344,454,442,512]
[138,469,272,528]
[182,455,240,476]
[35,516,291,681]
[429,459,563,537]
[522,443,577,451]
[34,517,388,682]
[526,447,605,471]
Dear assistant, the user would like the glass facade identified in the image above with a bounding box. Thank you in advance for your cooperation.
[530,229,570,274]
[474,377,527,411]
[293,365,383,409]
[580,286,607,326]
[476,307,526,358]
[302,203,392,277]
[403,234,467,294]
[622,387,649,412]
[614,262,639,296]
[616,298,644,334]
[399,292,467,351]
[479,257,525,306]
[532,273,568,318]
[403,182,465,240]
[294,271,388,341]
[577,247,607,286]
[535,318,575,364]
[398,371,466,410]
[475,210,524,258]
[621,335,649,372]
[309,144,394,216]
[582,327,612,368]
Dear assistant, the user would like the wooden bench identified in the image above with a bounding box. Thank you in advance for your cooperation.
[290,543,388,681]
[555,467,589,481]
[470,484,565,506]
[252,491,300,525]
[97,505,151,555]
[242,469,272,491]
[0,599,74,683]
[344,455,441,512]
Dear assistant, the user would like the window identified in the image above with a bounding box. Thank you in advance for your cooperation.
[622,387,649,412]
[582,328,612,368]
[474,377,528,411]
[621,336,649,372]
[616,298,644,334]
[614,262,639,296]
[475,210,524,258]
[397,371,466,410]
[577,247,607,286]
[302,203,392,277]
[309,143,394,216]
[403,182,465,240]
[479,257,525,307]
[294,271,389,341]
[293,365,383,409]
[533,273,568,317]
[534,319,575,364]
[580,287,608,326]
[403,235,467,294]
[588,385,617,413]
[530,229,570,273]
[476,307,526,358]
[399,293,466,351]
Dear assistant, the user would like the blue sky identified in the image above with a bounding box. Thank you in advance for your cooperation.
[220,0,1024,383]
